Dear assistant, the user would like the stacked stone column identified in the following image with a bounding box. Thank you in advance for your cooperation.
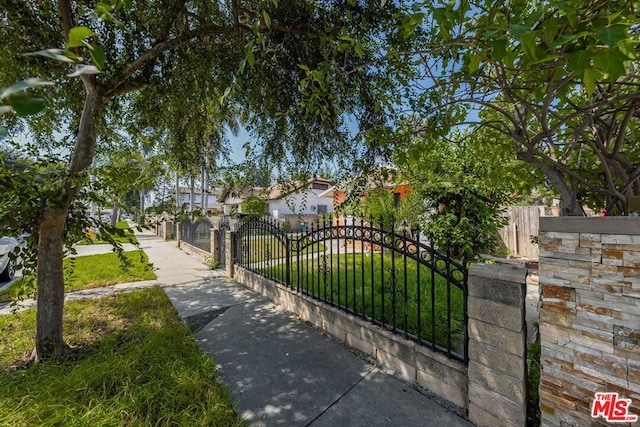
[538,217,640,426]
[467,264,528,426]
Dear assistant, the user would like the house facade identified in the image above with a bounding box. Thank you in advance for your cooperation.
[218,179,335,230]
[177,187,222,214]
[319,182,413,211]
[266,178,334,218]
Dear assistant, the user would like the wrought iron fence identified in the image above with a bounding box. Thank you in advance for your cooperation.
[179,218,212,252]
[235,216,468,363]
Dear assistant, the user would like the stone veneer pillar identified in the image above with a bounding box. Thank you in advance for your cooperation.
[211,227,219,264]
[225,230,234,278]
[467,264,528,426]
[538,217,640,426]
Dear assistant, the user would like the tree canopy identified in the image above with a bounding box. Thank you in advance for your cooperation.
[406,0,640,215]
[303,0,640,215]
[0,0,417,359]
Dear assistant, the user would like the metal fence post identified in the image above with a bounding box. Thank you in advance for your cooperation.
[286,238,291,288]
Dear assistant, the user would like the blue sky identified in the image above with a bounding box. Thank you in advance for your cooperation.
[225,126,250,165]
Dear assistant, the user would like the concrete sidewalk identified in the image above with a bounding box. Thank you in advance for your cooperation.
[137,231,472,426]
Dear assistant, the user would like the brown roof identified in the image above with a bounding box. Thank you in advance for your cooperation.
[265,178,334,200]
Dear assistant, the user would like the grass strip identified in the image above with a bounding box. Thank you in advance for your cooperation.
[0,287,243,426]
[78,220,139,245]
[0,251,156,303]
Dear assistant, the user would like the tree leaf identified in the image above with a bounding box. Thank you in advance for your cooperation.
[551,34,578,48]
[566,50,591,74]
[490,39,507,61]
[245,42,255,67]
[246,50,255,68]
[519,33,537,60]
[96,2,112,15]
[22,48,79,63]
[6,93,45,116]
[0,78,54,100]
[403,12,424,37]
[509,24,529,37]
[219,86,232,105]
[583,68,597,96]
[467,54,481,74]
[67,65,101,77]
[89,45,107,70]
[598,24,629,47]
[593,47,630,82]
[68,26,97,48]
[243,142,252,158]
[0,105,13,114]
[263,11,271,28]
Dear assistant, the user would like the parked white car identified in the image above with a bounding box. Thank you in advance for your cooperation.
[0,236,20,282]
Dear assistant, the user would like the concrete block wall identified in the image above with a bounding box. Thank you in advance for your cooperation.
[467,264,528,427]
[178,241,211,264]
[538,217,640,426]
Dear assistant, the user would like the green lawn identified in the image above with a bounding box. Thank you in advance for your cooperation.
[0,287,243,426]
[78,220,138,245]
[239,235,326,263]
[259,253,465,352]
[0,251,156,303]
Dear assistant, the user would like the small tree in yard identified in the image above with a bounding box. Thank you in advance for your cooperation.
[241,196,268,219]
[96,148,162,227]
[397,134,517,261]
[354,188,424,233]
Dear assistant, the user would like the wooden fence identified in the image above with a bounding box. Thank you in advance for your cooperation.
[497,206,546,259]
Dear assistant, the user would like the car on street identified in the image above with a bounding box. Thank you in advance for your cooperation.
[0,236,20,282]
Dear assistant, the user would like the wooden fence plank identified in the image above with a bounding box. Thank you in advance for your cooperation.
[498,206,546,259]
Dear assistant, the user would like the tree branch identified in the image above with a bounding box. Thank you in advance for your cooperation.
[237,6,309,35]
[106,25,233,96]
[56,0,74,43]
[613,103,636,157]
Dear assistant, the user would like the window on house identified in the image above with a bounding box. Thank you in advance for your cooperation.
[317,204,328,214]
[311,182,329,190]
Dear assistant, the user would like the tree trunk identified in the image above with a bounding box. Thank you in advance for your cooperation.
[517,151,585,216]
[139,190,145,219]
[34,82,102,360]
[161,177,166,211]
[111,197,119,227]
[175,170,180,212]
[34,207,69,360]
[201,166,206,214]
[190,176,195,212]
